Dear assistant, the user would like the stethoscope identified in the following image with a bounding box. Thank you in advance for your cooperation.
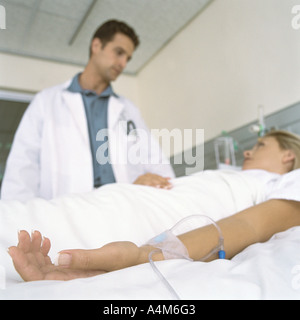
[118,111,139,140]
[126,119,139,142]
[126,120,136,135]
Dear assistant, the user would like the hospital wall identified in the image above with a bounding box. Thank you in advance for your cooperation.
[0,52,139,106]
[137,0,300,155]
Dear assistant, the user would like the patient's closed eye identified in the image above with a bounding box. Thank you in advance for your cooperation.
[253,141,265,151]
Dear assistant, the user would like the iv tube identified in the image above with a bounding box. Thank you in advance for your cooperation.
[258,105,266,137]
[148,215,225,300]
[250,105,267,136]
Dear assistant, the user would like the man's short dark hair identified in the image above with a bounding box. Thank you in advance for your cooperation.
[89,20,140,57]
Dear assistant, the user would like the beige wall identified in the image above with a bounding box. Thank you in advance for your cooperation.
[1,0,300,156]
[0,52,139,106]
[137,0,300,154]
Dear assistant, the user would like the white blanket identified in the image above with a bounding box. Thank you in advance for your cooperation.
[0,170,299,300]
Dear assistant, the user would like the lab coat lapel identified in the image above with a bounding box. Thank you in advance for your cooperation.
[108,95,124,129]
[61,90,90,145]
[108,96,129,183]
[58,89,93,193]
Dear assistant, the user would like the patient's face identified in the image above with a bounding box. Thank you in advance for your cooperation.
[242,136,290,174]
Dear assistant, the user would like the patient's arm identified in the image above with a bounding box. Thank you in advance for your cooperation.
[8,199,300,282]
[179,199,300,261]
[8,231,108,281]
[9,231,148,281]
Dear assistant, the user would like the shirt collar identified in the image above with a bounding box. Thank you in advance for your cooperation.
[67,73,117,98]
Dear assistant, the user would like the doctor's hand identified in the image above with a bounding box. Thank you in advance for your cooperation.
[133,173,173,190]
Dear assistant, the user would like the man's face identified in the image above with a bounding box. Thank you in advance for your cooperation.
[91,33,135,83]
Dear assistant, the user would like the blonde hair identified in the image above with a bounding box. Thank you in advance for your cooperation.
[264,130,300,171]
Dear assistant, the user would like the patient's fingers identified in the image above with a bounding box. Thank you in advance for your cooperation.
[17,230,32,253]
[41,237,51,257]
[8,246,44,281]
[16,230,52,267]
[31,230,43,252]
[40,237,52,266]
[31,231,53,266]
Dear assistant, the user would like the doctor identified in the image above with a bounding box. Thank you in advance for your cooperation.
[1,20,175,202]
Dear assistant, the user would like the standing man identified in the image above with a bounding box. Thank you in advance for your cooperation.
[1,20,174,202]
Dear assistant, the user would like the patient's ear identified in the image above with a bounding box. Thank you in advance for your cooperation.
[282,150,296,165]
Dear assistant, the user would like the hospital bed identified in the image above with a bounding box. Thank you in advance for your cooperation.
[0,169,300,300]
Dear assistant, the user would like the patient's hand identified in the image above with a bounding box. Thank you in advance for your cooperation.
[8,231,106,281]
[8,230,152,282]
[133,173,173,189]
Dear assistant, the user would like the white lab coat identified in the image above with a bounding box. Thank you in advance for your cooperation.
[1,79,175,201]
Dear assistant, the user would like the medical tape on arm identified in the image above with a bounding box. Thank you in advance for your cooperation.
[145,230,193,261]
[145,215,226,262]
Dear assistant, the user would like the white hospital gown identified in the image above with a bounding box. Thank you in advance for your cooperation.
[241,169,300,203]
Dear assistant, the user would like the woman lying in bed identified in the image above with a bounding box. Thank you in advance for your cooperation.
[8,130,300,281]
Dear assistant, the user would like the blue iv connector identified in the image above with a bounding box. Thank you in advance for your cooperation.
[218,250,226,259]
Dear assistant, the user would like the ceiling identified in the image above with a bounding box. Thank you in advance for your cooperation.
[0,0,212,75]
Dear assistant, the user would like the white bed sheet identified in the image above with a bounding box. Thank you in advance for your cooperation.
[0,170,300,300]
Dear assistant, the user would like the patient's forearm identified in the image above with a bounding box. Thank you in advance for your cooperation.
[57,200,300,272]
[176,200,300,261]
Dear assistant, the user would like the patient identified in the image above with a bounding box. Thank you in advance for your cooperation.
[8,130,300,281]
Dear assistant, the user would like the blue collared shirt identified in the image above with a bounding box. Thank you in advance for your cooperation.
[68,73,116,187]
